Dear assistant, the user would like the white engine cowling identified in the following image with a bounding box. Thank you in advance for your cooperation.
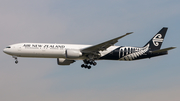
[66,49,82,59]
[57,58,75,65]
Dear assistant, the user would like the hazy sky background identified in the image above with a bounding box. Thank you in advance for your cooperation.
[0,0,180,101]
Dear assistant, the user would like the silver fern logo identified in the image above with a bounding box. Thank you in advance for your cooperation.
[119,44,149,61]
[153,34,163,46]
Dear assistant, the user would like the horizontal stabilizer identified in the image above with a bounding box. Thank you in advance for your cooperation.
[151,47,176,53]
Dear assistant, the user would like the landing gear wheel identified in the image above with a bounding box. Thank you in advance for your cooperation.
[89,61,93,65]
[88,66,91,69]
[81,64,85,68]
[93,62,97,66]
[15,61,18,64]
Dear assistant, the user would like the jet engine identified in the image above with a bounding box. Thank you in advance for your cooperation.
[57,58,75,65]
[65,49,82,59]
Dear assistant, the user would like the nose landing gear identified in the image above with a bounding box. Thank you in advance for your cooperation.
[13,56,18,64]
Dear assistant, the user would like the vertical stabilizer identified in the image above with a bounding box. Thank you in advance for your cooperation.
[144,27,168,51]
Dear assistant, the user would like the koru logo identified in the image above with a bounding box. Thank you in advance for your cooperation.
[152,34,163,46]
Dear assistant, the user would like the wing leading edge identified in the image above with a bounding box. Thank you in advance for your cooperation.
[81,32,133,54]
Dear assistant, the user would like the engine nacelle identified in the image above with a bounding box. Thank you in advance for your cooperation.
[57,58,75,65]
[66,49,82,59]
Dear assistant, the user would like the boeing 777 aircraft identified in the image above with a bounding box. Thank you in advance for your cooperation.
[3,27,176,69]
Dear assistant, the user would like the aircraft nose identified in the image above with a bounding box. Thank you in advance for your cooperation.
[3,48,7,53]
[3,48,10,54]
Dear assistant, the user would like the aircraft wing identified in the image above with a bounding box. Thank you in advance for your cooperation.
[81,32,133,54]
[151,47,176,53]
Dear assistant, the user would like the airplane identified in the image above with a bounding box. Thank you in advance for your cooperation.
[3,27,176,69]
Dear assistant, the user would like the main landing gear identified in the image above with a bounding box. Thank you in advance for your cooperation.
[13,56,18,64]
[81,59,97,69]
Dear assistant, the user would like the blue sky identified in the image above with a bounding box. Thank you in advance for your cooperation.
[0,0,180,101]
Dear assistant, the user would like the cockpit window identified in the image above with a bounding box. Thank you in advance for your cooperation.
[6,46,11,48]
